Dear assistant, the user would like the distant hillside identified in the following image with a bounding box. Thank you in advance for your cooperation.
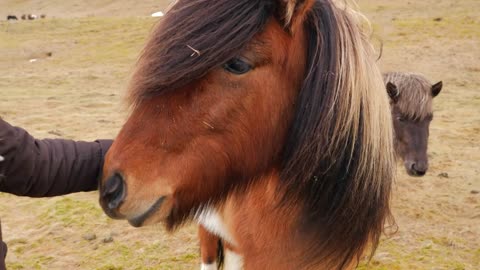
[1,0,173,18]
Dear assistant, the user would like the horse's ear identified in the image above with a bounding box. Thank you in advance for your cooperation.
[386,82,399,103]
[275,0,315,30]
[431,81,442,97]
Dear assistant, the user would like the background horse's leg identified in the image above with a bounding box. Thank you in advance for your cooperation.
[199,225,220,270]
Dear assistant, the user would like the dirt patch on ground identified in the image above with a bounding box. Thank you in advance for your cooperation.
[0,0,479,269]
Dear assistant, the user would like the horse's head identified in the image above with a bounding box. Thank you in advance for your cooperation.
[99,1,394,267]
[99,0,311,228]
[385,73,442,176]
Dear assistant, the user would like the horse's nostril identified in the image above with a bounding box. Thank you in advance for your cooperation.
[412,164,426,176]
[410,163,416,171]
[102,173,126,210]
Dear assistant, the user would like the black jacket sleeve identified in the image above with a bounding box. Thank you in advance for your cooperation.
[0,119,112,197]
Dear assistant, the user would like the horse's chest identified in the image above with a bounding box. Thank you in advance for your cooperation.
[196,206,236,246]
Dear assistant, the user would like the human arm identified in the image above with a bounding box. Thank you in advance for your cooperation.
[0,118,112,197]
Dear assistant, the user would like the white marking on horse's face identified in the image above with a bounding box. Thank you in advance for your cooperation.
[224,249,244,270]
[0,155,4,162]
[195,206,236,246]
[200,262,218,270]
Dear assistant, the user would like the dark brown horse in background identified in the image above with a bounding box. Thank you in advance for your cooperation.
[384,72,442,176]
[99,0,395,269]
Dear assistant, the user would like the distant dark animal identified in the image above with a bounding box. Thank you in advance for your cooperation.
[40,14,46,19]
[27,14,37,20]
[384,72,443,176]
[21,14,27,20]
[98,0,395,269]
[7,15,18,20]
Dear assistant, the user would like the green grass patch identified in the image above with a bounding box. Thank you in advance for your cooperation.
[38,197,106,227]
[391,15,480,44]
[9,255,55,270]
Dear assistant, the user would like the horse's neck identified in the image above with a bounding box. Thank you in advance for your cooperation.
[221,172,308,269]
[225,172,360,269]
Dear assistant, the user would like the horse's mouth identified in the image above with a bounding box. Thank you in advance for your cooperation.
[128,196,167,227]
[407,169,426,177]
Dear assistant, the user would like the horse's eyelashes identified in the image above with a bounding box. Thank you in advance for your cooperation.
[223,58,252,75]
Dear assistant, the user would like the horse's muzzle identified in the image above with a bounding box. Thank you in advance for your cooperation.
[128,196,167,227]
[100,173,126,218]
[405,160,428,177]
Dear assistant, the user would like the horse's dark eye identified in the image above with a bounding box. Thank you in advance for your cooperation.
[397,116,406,122]
[224,58,252,75]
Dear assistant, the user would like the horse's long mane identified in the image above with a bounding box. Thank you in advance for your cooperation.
[280,1,394,268]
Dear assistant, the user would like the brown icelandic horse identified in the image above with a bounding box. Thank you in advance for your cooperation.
[384,72,442,177]
[99,0,395,269]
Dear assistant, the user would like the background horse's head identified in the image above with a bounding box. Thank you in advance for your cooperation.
[384,72,442,176]
[99,1,394,267]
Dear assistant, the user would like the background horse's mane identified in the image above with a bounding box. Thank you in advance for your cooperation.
[281,1,394,268]
[129,0,394,268]
[383,72,434,120]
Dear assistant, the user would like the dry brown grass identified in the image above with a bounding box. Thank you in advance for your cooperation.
[0,0,479,269]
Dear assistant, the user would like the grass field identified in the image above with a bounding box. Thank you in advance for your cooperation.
[0,0,479,269]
